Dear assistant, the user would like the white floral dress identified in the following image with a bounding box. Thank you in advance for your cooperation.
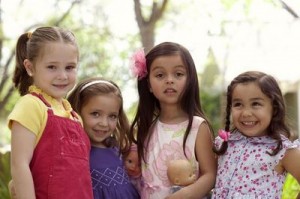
[212,131,300,199]
[139,116,205,199]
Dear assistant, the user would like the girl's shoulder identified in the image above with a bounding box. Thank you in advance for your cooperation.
[17,93,47,107]
[193,116,205,122]
[8,94,47,135]
[281,135,300,150]
[214,130,274,147]
[215,131,299,145]
[9,94,47,118]
[192,116,205,126]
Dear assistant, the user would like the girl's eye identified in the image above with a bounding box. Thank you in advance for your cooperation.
[232,102,242,108]
[47,65,56,69]
[109,114,118,120]
[91,112,100,117]
[155,73,163,78]
[252,101,262,107]
[176,72,184,77]
[66,65,76,70]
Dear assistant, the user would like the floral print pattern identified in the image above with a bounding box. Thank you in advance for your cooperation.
[212,131,300,199]
[139,116,204,199]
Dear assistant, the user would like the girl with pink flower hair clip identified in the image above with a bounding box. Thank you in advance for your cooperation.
[129,42,217,199]
[130,48,147,80]
[212,71,300,199]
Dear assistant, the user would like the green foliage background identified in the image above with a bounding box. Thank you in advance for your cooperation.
[0,1,299,198]
[0,152,11,199]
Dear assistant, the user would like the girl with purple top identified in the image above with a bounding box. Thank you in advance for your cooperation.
[68,77,139,199]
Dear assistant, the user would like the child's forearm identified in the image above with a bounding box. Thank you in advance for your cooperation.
[12,166,36,199]
[178,173,215,199]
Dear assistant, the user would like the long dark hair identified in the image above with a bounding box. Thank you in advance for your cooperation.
[129,42,212,162]
[214,71,290,156]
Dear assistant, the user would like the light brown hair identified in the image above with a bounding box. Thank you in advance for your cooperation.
[13,26,78,96]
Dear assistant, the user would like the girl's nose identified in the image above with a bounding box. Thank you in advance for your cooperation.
[98,117,108,126]
[166,75,174,84]
[242,109,252,117]
[57,70,67,80]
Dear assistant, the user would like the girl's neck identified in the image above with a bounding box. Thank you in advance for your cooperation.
[159,106,188,124]
[91,143,107,148]
[30,85,64,104]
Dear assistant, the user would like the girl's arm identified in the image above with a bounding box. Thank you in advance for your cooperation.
[282,147,300,199]
[8,180,17,199]
[11,121,36,199]
[166,122,217,199]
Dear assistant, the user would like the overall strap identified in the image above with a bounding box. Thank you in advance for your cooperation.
[30,92,51,108]
[30,92,54,115]
[31,92,79,121]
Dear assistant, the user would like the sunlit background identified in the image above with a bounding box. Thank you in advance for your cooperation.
[1,0,300,143]
[1,0,300,197]
[2,0,300,103]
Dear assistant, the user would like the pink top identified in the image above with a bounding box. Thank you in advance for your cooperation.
[212,131,300,199]
[139,116,205,199]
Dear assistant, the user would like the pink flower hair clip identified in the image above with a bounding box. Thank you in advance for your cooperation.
[130,48,147,79]
[218,129,230,141]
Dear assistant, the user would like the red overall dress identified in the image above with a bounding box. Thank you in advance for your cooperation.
[29,93,93,199]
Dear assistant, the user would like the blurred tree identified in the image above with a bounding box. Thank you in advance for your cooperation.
[201,47,220,89]
[133,0,169,52]
[0,0,81,117]
[279,0,299,18]
[200,47,222,134]
[0,0,138,118]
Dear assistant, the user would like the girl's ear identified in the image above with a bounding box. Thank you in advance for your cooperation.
[23,59,34,76]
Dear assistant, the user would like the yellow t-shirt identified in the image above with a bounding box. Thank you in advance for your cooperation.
[8,85,81,144]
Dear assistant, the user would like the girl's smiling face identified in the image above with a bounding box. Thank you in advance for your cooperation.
[80,93,120,147]
[24,42,78,102]
[231,82,273,137]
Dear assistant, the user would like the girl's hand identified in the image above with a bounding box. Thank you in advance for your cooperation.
[165,188,191,199]
[8,180,17,199]
[165,192,184,199]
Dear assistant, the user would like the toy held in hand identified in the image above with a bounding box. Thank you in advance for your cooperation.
[167,159,196,193]
[124,144,141,178]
